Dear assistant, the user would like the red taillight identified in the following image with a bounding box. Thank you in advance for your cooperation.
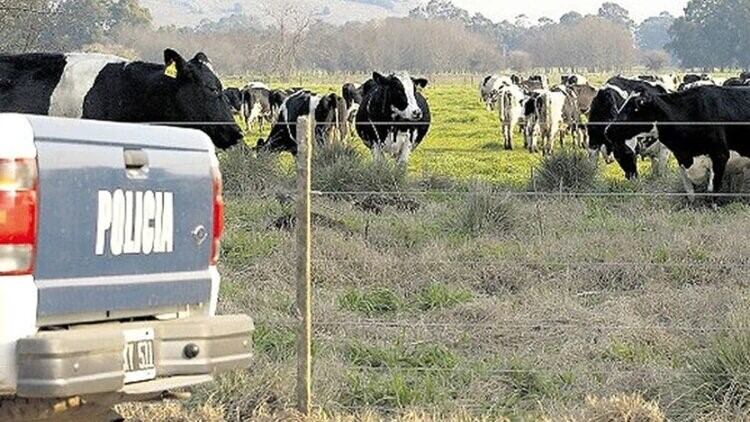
[0,158,37,275]
[210,162,224,265]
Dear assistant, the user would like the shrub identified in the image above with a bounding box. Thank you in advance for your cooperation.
[688,333,750,415]
[339,288,404,316]
[414,283,473,311]
[456,181,514,235]
[530,148,598,192]
[312,143,408,197]
[219,144,292,198]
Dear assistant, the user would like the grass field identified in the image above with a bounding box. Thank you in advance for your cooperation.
[121,78,750,421]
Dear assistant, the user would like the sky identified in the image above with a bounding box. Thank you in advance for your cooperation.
[450,0,688,23]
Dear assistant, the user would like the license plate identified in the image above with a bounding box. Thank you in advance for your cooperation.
[123,328,156,384]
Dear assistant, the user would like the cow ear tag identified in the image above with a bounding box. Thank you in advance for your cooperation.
[164,62,178,79]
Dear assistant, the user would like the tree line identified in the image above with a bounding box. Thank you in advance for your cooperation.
[1,0,748,75]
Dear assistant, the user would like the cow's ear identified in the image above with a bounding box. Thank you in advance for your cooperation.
[193,52,211,64]
[163,49,187,80]
[373,72,389,85]
[413,78,428,89]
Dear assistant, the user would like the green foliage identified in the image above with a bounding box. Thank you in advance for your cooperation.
[531,147,599,192]
[414,283,473,311]
[219,145,293,198]
[456,181,515,235]
[254,326,296,360]
[689,333,750,415]
[338,288,404,316]
[346,341,458,370]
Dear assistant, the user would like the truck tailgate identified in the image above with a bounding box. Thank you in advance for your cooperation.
[26,116,216,325]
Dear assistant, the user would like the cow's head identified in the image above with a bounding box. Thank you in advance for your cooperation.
[373,72,428,121]
[163,49,242,149]
[605,94,660,179]
[314,93,343,144]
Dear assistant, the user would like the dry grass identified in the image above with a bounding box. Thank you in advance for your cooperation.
[133,78,750,420]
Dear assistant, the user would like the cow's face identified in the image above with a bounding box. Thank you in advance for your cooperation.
[164,49,242,149]
[605,95,660,179]
[314,93,340,144]
[373,72,427,121]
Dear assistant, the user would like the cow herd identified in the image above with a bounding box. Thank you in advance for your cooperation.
[482,71,750,195]
[233,71,432,164]
[3,47,750,195]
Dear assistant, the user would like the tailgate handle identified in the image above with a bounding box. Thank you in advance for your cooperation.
[124,149,149,170]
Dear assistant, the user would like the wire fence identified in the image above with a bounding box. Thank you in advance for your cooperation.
[214,113,750,419]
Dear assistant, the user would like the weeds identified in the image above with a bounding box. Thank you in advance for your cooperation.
[530,147,598,192]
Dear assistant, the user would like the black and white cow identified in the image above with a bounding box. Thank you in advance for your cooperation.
[605,85,750,195]
[0,50,242,149]
[480,74,513,111]
[637,73,679,92]
[562,74,589,86]
[587,76,669,178]
[255,91,343,154]
[223,87,243,114]
[356,72,431,164]
[342,82,364,134]
[241,83,272,131]
[723,77,750,87]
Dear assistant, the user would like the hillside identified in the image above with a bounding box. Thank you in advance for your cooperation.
[140,0,421,27]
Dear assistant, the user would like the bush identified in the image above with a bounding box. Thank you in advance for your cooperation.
[574,393,665,422]
[219,144,292,198]
[688,333,750,416]
[530,148,598,192]
[312,143,408,197]
[456,181,514,235]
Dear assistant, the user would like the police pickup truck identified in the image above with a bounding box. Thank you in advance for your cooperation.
[0,114,253,420]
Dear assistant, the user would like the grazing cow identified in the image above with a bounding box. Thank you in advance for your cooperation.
[679,79,716,91]
[562,74,589,86]
[604,85,750,195]
[241,85,272,131]
[356,71,431,164]
[499,84,526,150]
[638,73,679,92]
[480,74,513,111]
[0,50,242,149]
[587,76,669,178]
[342,82,364,133]
[525,89,566,155]
[723,77,750,87]
[255,91,344,154]
[223,88,243,114]
[521,75,550,92]
[683,73,711,85]
[269,89,288,122]
[553,85,585,148]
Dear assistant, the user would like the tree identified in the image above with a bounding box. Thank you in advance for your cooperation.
[642,50,671,71]
[560,11,583,25]
[636,12,675,51]
[668,0,750,68]
[598,2,634,29]
[507,50,532,72]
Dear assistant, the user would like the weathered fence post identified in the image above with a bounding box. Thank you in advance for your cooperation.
[295,116,313,416]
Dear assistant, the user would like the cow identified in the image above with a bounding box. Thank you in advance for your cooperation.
[342,82,364,135]
[638,73,679,92]
[499,83,526,150]
[678,79,716,91]
[562,74,589,86]
[604,85,750,196]
[0,50,241,149]
[255,90,344,154]
[521,75,550,92]
[723,77,750,87]
[356,71,431,164]
[241,85,272,131]
[269,89,288,122]
[683,73,711,85]
[553,85,586,148]
[223,88,243,114]
[524,89,565,155]
[523,91,542,153]
[587,76,669,178]
[480,74,513,111]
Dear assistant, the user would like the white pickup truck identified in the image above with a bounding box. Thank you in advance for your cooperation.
[0,114,253,420]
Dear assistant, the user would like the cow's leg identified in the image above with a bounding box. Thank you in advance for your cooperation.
[398,139,413,165]
[709,151,730,193]
[372,143,384,162]
[679,164,696,201]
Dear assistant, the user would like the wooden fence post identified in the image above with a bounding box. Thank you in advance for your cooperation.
[295,116,313,416]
